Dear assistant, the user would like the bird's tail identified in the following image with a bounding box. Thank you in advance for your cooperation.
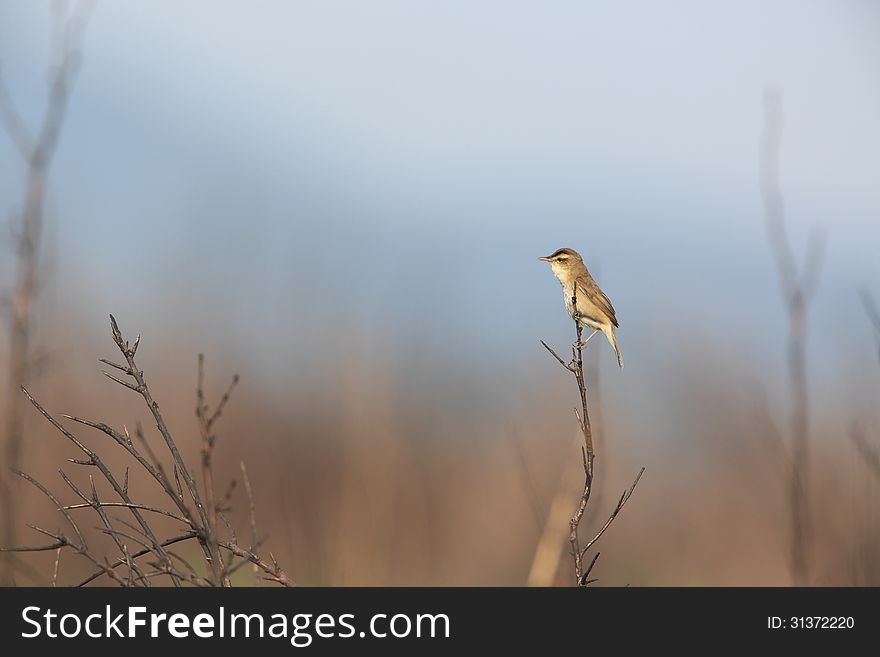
[602,325,624,369]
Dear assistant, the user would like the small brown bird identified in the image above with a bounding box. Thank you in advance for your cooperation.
[539,247,623,368]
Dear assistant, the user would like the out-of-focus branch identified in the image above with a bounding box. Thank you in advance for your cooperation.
[0,0,95,585]
[859,289,880,362]
[760,85,824,586]
[849,291,880,481]
[851,425,880,482]
[525,442,582,586]
[508,428,545,532]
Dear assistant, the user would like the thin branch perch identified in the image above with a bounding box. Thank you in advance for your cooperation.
[539,284,644,585]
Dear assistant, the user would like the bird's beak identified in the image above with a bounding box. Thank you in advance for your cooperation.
[538,256,552,262]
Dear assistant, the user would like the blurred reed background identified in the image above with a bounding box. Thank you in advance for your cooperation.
[1,0,879,585]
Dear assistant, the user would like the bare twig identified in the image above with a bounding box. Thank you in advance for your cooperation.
[195,354,237,586]
[508,428,546,532]
[218,541,295,587]
[62,415,195,526]
[22,387,179,585]
[106,315,226,585]
[581,467,645,557]
[75,532,199,587]
[3,316,294,587]
[6,470,128,586]
[58,470,147,586]
[539,284,644,585]
[63,501,191,525]
[580,551,601,586]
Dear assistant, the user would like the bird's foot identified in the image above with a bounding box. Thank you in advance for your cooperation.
[574,330,599,350]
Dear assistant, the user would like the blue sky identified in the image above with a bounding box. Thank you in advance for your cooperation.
[1,1,879,396]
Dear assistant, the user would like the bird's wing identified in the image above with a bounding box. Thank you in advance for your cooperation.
[576,277,619,327]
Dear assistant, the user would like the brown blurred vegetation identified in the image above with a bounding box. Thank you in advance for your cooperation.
[2,311,880,585]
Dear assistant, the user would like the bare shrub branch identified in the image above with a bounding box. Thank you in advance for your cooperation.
[538,284,644,585]
[1,316,294,587]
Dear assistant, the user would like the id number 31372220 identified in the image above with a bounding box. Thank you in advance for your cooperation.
[768,616,854,630]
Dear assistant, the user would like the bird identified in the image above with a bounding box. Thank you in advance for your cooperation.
[539,247,623,368]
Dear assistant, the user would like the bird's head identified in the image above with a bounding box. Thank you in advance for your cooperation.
[539,247,585,282]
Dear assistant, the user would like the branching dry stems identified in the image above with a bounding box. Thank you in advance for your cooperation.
[0,315,294,587]
[540,284,644,586]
